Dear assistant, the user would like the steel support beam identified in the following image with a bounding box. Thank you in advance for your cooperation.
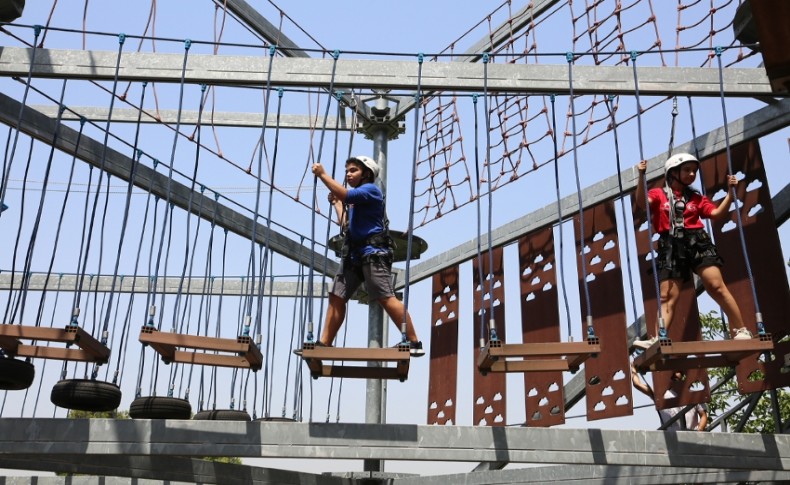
[398,465,790,485]
[28,105,352,130]
[0,47,775,97]
[0,92,339,276]
[0,272,328,297]
[219,0,308,58]
[399,96,790,288]
[2,418,790,469]
[0,454,346,485]
[2,460,790,485]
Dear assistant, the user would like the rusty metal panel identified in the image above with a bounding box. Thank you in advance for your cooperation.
[633,181,711,411]
[518,227,565,427]
[701,141,790,392]
[750,0,790,93]
[472,246,507,426]
[427,266,460,425]
[574,201,633,420]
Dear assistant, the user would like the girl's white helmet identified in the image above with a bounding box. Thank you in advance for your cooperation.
[664,153,699,174]
[351,155,380,179]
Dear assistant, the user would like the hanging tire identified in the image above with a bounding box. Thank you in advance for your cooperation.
[130,396,192,420]
[50,379,122,412]
[0,358,35,390]
[193,409,251,421]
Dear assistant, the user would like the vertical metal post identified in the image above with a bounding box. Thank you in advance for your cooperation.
[363,96,390,473]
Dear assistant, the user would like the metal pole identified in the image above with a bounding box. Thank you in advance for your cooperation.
[363,95,390,473]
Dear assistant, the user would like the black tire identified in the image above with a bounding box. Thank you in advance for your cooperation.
[130,396,192,419]
[193,409,251,421]
[0,358,35,390]
[50,379,122,412]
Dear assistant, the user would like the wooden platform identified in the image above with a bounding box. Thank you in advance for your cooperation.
[0,323,110,363]
[476,338,601,375]
[298,342,411,381]
[632,334,774,372]
[138,326,263,371]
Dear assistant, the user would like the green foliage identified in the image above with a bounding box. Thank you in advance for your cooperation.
[203,456,243,465]
[700,310,790,433]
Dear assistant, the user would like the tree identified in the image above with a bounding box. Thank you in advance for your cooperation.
[700,310,790,433]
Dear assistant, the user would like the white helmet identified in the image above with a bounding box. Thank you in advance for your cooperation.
[350,155,380,179]
[664,153,699,175]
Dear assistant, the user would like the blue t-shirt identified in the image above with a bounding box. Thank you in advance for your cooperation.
[345,182,386,260]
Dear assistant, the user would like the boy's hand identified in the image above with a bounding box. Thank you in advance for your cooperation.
[637,160,647,174]
[312,163,326,178]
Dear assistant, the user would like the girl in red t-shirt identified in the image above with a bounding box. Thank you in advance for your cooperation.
[633,153,752,349]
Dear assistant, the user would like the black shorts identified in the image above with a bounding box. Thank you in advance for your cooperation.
[656,229,723,282]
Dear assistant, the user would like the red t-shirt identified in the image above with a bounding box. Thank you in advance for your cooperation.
[647,187,716,234]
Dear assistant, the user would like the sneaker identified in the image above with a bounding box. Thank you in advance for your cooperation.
[733,327,753,340]
[633,336,658,350]
[408,340,425,357]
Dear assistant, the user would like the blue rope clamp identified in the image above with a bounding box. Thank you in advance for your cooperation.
[68,307,80,328]
[118,33,126,45]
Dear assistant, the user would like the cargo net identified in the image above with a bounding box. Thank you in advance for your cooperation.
[413,0,757,228]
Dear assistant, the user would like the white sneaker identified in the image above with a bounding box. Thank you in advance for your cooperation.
[633,336,658,350]
[733,327,753,340]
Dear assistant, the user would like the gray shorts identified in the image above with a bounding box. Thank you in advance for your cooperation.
[331,253,394,301]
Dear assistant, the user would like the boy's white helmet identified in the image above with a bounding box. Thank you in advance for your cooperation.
[664,153,699,174]
[351,155,380,179]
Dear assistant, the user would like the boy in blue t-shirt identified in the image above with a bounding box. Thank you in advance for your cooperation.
[311,155,424,356]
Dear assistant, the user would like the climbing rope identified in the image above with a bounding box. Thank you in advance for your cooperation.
[0,25,42,218]
[631,50,666,338]
[402,52,425,342]
[548,94,574,340]
[566,52,595,340]
[472,93,489,346]
[478,52,499,344]
[147,38,192,343]
[71,33,127,349]
[244,45,278,357]
[603,95,641,331]
[115,153,155,390]
[9,80,69,326]
[307,49,341,343]
[714,46,764,334]
[99,81,150,385]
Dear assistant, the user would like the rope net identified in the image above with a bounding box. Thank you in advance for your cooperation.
[413,0,757,227]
